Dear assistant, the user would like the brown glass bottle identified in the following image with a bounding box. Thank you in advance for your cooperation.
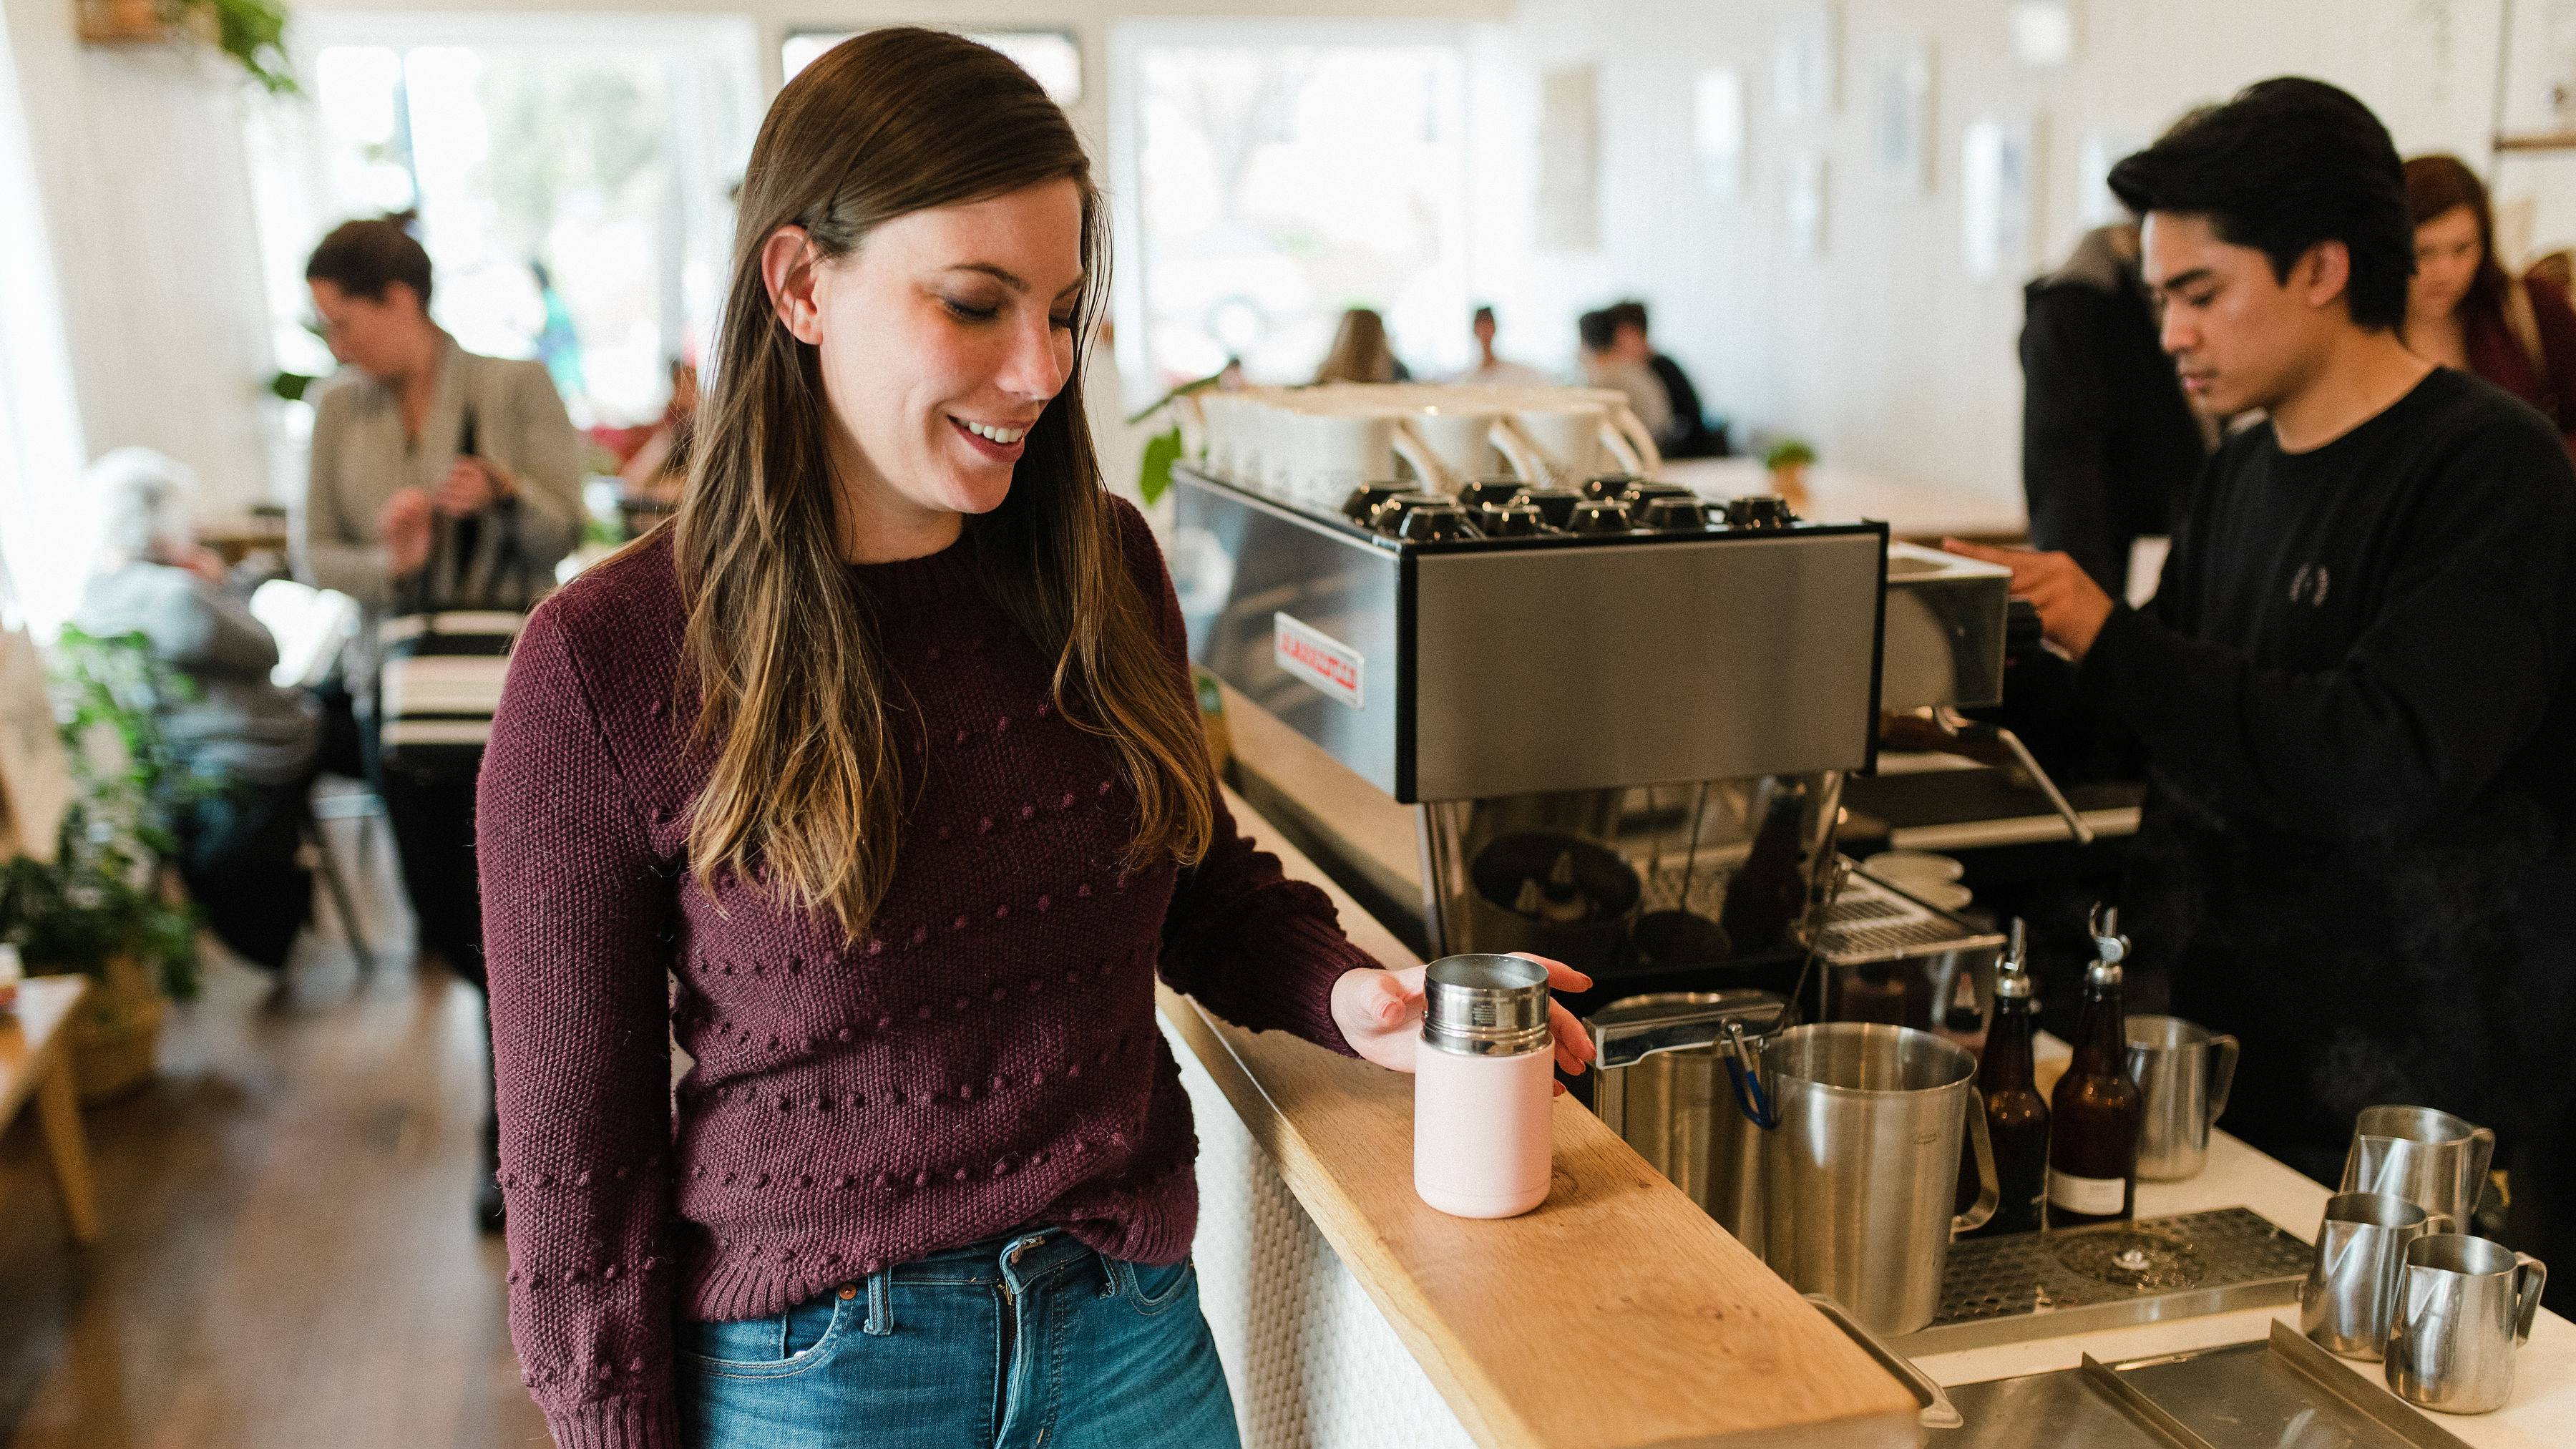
[1968,922,2049,1237]
[2047,907,2142,1227]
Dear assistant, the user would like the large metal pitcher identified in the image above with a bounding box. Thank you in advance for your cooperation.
[1586,991,1789,1248]
[2342,1106,2495,1229]
[1762,1023,1999,1335]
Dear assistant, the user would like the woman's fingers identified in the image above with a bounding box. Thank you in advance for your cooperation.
[1508,950,1594,996]
[1548,1000,1594,1075]
[1503,953,1597,1076]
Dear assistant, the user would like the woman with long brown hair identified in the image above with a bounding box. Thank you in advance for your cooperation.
[476,29,1590,1449]
[1310,305,1411,384]
[2402,154,2576,452]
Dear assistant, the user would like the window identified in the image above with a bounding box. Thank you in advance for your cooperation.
[782,29,1083,104]
[245,14,761,429]
[0,17,88,633]
[1111,26,1470,389]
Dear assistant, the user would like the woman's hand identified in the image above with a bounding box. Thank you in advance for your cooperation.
[1331,955,1597,1093]
[379,487,435,579]
[435,455,513,516]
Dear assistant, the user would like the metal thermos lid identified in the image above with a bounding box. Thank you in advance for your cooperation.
[1422,954,1552,1056]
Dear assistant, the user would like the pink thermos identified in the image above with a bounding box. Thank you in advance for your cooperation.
[1413,954,1555,1219]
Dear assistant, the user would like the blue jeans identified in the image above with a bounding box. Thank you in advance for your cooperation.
[678,1227,1241,1449]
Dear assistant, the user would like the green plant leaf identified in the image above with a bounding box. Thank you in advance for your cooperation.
[1138,425,1183,508]
[0,631,209,988]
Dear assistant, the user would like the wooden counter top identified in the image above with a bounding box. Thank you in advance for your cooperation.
[1156,786,1923,1449]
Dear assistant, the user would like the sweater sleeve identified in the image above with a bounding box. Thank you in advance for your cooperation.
[2077,431,2576,841]
[477,597,683,1449]
[1106,499,1379,1054]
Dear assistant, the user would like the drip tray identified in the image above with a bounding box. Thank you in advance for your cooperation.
[1931,1322,2474,1448]
[1888,1208,2314,1355]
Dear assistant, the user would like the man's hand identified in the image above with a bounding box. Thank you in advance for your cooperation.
[434,455,511,517]
[1943,538,2117,661]
[379,487,435,579]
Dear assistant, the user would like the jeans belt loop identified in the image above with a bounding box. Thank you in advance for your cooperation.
[863,1269,895,1337]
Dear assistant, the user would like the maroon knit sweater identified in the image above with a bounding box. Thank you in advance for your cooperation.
[475,500,1376,1448]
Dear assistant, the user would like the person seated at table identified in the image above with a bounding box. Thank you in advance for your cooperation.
[2403,154,2576,456]
[1455,304,1548,386]
[1312,306,1412,384]
[1576,306,1672,444]
[1607,300,1724,457]
[74,449,321,972]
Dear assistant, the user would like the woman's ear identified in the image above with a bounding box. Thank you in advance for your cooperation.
[762,225,827,345]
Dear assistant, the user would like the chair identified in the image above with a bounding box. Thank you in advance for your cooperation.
[301,781,379,971]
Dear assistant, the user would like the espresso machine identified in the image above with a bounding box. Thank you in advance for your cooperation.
[1169,431,2005,1017]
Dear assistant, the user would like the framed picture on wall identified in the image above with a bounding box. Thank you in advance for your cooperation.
[1962,114,2037,280]
[1787,150,1828,257]
[1871,41,1933,194]
[1772,4,1838,121]
[1538,63,1601,251]
[1694,67,1747,199]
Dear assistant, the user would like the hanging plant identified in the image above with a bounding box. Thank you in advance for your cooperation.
[197,0,295,95]
[76,0,298,95]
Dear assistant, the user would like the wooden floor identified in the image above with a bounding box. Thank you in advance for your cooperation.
[0,808,551,1448]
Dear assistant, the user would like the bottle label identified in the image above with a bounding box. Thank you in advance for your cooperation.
[2049,1169,2126,1216]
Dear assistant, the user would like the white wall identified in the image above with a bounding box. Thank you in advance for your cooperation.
[2,0,278,524]
[7,0,2549,542]
[1480,0,2516,516]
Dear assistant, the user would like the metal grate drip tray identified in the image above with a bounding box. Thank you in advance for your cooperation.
[1888,1208,2313,1355]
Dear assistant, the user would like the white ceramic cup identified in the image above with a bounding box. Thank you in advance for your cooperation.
[1197,391,1246,483]
[1404,406,1508,494]
[1284,406,1399,512]
[1568,387,1664,477]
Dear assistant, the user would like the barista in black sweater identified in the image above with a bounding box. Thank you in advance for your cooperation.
[1951,79,2576,1200]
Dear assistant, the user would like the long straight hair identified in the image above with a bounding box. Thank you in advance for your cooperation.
[2403,154,2512,319]
[672,27,1213,938]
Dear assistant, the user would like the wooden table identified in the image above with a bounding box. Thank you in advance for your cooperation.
[1,975,102,1244]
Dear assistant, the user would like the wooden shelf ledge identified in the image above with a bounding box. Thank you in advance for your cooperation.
[1155,786,1921,1449]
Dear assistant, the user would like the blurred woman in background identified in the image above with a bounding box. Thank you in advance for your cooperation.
[1311,306,1410,384]
[2403,155,2576,452]
[296,213,586,1232]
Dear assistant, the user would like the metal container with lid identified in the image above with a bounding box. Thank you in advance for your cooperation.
[1423,953,1553,1056]
[1586,990,1790,1246]
[1417,954,1557,1218]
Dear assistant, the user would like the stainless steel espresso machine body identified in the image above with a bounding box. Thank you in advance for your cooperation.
[1171,462,1888,985]
[1174,469,1887,801]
